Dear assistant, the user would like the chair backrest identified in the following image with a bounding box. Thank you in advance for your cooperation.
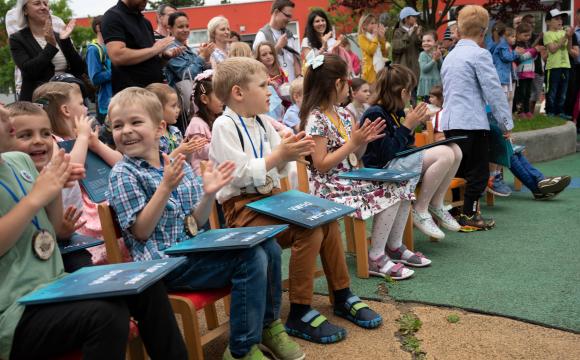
[296,159,310,193]
[97,203,125,264]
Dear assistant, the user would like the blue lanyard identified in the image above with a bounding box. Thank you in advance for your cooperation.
[238,115,263,158]
[0,164,41,230]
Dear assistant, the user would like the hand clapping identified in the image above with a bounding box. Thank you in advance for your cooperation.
[350,118,386,148]
[201,160,235,195]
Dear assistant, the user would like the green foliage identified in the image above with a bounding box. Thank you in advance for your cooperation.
[446,314,460,323]
[148,0,205,8]
[71,25,95,49]
[0,0,17,93]
[50,0,73,23]
[397,312,423,335]
[402,335,424,355]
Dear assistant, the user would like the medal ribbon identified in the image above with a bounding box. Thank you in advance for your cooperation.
[0,164,41,230]
[238,115,263,159]
[325,111,350,142]
[390,113,402,127]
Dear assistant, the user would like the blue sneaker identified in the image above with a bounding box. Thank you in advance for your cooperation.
[487,174,512,197]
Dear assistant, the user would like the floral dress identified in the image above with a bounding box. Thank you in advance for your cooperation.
[305,107,415,220]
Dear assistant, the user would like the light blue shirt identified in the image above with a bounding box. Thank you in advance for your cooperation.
[440,39,513,132]
[283,104,300,131]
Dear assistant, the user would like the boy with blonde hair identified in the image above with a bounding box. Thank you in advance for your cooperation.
[107,87,301,360]
[210,57,382,345]
[283,77,303,133]
[441,5,513,230]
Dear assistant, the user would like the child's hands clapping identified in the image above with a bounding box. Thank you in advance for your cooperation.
[74,115,93,139]
[276,132,316,162]
[59,205,86,239]
[160,153,185,192]
[174,137,199,155]
[201,160,235,195]
[30,149,72,208]
[350,118,386,148]
[405,102,430,130]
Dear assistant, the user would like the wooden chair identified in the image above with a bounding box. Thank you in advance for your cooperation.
[295,161,414,279]
[98,204,231,360]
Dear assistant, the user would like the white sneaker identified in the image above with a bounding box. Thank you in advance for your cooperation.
[428,205,461,232]
[412,208,445,239]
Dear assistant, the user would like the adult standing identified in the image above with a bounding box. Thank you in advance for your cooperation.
[253,0,301,81]
[392,7,423,97]
[207,16,231,68]
[8,0,84,101]
[102,0,182,94]
[153,3,177,40]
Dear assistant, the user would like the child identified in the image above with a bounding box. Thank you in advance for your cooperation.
[107,87,302,360]
[441,5,513,230]
[0,105,187,360]
[7,101,92,272]
[339,36,361,77]
[209,57,382,344]
[428,85,446,141]
[345,78,371,122]
[358,13,388,83]
[228,41,253,58]
[283,77,303,133]
[492,27,523,112]
[361,63,462,239]
[145,83,199,159]
[300,54,424,280]
[184,70,220,176]
[544,9,574,118]
[513,23,539,118]
[418,31,442,101]
[32,82,124,263]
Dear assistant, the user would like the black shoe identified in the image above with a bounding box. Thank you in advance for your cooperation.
[537,176,571,194]
[533,192,557,201]
[458,213,495,231]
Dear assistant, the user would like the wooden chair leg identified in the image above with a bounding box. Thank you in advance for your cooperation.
[486,191,495,207]
[353,218,369,279]
[343,217,355,253]
[204,303,220,331]
[223,295,231,317]
[403,207,414,252]
[514,178,523,191]
[170,298,204,360]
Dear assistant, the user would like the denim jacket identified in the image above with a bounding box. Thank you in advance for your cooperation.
[164,41,210,87]
[492,37,519,85]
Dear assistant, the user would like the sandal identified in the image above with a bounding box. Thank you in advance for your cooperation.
[387,244,432,268]
[333,295,382,329]
[285,309,346,344]
[368,254,414,280]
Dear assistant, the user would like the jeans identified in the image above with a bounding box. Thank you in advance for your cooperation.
[509,152,544,193]
[165,239,282,356]
[546,68,569,115]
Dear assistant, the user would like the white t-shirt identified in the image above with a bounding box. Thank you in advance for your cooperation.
[253,27,300,81]
[300,37,337,58]
[33,35,68,74]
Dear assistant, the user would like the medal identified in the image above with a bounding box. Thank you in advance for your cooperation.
[184,214,198,237]
[256,175,274,195]
[1,164,55,261]
[348,153,359,168]
[32,230,55,260]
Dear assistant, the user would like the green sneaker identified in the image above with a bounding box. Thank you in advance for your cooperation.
[260,319,305,360]
[223,345,266,360]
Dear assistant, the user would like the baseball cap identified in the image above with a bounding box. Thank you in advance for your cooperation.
[546,9,566,20]
[399,7,421,20]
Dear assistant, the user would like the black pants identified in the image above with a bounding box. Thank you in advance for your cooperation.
[10,281,187,360]
[514,79,533,113]
[444,129,490,216]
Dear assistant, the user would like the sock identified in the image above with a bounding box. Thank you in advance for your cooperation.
[288,303,311,321]
[333,288,352,305]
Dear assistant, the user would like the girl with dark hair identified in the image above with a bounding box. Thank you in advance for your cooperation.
[300,54,425,280]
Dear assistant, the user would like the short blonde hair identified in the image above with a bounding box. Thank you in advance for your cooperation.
[458,5,489,38]
[289,77,303,104]
[108,87,163,125]
[228,41,253,58]
[213,57,267,104]
[32,82,80,137]
[358,14,376,35]
[207,16,229,42]
[145,83,177,108]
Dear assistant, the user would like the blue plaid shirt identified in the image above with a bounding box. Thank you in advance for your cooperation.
[159,125,183,155]
[107,154,203,261]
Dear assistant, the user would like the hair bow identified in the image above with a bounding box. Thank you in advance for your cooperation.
[191,69,214,115]
[306,54,325,70]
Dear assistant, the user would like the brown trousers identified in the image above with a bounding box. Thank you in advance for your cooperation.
[222,192,351,305]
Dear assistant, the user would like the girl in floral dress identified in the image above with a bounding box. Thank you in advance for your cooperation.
[300,54,430,280]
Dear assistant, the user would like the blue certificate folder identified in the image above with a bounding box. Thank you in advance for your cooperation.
[338,168,419,182]
[245,190,356,229]
[164,225,289,255]
[57,140,111,203]
[58,233,104,255]
[19,257,186,305]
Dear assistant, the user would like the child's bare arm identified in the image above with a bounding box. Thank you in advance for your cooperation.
[88,126,123,166]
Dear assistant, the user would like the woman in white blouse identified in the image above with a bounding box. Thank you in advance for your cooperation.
[207,16,231,69]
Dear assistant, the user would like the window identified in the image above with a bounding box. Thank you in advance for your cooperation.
[188,29,208,48]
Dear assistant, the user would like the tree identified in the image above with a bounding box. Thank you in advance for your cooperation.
[148,0,205,8]
[0,0,17,94]
[482,0,548,23]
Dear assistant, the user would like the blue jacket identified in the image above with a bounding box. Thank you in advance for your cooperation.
[492,37,519,85]
[86,42,112,116]
[164,41,209,87]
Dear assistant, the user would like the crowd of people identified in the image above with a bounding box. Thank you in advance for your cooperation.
[1,0,578,359]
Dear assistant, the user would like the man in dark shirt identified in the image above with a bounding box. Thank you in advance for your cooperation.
[101,0,182,93]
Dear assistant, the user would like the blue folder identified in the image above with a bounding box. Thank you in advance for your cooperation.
[58,140,112,203]
[58,233,104,255]
[18,257,186,305]
[164,225,289,255]
[338,168,419,182]
[246,190,356,229]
